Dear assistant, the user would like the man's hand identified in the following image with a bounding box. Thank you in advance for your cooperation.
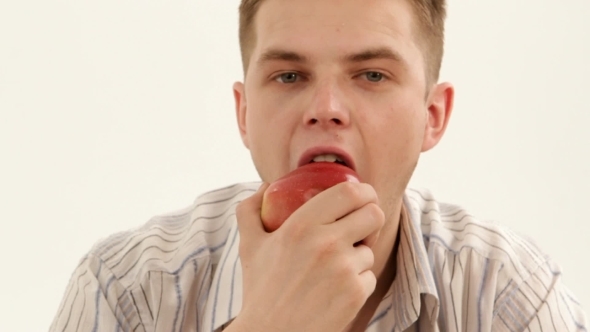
[227,181,385,332]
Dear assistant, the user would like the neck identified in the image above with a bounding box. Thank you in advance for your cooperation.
[372,200,403,289]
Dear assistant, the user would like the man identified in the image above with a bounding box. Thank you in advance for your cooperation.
[50,0,587,331]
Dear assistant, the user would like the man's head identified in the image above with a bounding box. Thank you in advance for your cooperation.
[239,0,447,85]
[232,0,454,222]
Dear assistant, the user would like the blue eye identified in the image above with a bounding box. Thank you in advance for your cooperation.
[276,72,299,83]
[364,71,384,82]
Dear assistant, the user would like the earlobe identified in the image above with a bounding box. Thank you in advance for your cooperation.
[421,82,454,152]
[233,81,250,149]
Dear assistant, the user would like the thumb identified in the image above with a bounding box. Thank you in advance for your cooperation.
[236,182,270,246]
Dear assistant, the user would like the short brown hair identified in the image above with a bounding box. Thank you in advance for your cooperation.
[238,0,447,84]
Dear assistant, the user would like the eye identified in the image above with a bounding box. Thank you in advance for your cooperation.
[363,71,385,82]
[275,72,300,84]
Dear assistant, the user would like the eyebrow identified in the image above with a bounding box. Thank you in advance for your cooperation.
[343,47,406,66]
[256,46,407,68]
[256,49,309,66]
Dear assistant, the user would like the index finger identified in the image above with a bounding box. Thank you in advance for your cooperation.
[283,181,378,229]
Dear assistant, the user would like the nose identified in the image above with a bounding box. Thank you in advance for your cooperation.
[303,82,351,128]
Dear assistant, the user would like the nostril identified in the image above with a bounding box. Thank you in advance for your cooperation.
[307,117,343,125]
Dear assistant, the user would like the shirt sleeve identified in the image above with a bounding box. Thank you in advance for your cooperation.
[49,254,145,332]
[493,259,587,332]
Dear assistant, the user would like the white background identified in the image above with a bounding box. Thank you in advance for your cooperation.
[1,0,589,330]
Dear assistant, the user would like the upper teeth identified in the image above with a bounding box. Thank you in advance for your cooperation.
[312,154,344,163]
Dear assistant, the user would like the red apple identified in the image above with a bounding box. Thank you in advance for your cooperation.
[260,162,361,232]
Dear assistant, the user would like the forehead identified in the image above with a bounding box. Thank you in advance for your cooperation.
[252,0,421,64]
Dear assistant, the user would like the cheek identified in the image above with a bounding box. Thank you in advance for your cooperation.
[245,96,296,181]
[385,106,425,157]
[362,96,425,171]
[247,99,294,144]
[367,106,424,207]
[360,95,423,142]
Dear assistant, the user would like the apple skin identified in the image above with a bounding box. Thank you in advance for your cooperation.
[260,162,361,232]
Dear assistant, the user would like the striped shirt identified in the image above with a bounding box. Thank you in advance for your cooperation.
[50,182,587,332]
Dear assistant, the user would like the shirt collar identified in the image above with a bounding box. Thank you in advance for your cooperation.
[203,190,440,332]
[369,194,440,331]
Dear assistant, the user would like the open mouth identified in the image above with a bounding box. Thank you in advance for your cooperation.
[308,154,350,168]
[298,147,356,171]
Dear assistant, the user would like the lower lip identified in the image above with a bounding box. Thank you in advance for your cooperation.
[299,162,361,182]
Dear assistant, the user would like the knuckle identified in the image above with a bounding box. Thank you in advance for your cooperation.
[339,182,362,202]
[368,203,385,227]
[338,259,357,276]
[362,246,375,267]
[366,271,377,291]
[349,281,369,307]
[314,235,339,258]
[286,220,307,241]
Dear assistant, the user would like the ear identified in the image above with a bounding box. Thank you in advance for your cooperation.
[421,82,454,152]
[233,81,250,149]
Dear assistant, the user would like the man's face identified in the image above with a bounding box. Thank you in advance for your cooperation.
[234,0,452,218]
